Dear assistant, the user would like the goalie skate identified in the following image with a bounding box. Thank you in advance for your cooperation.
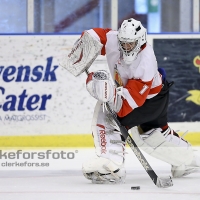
[82,157,126,184]
[171,157,200,178]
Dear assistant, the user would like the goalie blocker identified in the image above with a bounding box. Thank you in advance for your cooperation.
[60,32,103,77]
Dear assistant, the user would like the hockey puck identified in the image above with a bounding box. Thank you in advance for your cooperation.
[131,186,140,190]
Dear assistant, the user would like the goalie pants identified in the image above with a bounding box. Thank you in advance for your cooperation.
[118,80,173,131]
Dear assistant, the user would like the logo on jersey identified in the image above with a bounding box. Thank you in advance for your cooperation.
[114,65,123,87]
[139,84,149,95]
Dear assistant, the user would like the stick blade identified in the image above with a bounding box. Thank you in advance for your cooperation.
[156,176,173,188]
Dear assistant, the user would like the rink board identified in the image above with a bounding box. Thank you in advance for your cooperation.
[0,34,199,147]
[0,132,199,147]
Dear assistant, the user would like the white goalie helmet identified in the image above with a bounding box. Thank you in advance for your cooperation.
[118,18,147,64]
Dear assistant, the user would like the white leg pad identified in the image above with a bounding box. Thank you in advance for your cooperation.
[82,101,126,183]
[91,101,125,165]
[131,127,194,166]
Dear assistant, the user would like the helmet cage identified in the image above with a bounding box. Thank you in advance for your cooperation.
[117,18,147,64]
[118,38,140,57]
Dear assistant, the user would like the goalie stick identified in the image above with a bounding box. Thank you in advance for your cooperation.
[85,69,173,188]
[105,103,173,187]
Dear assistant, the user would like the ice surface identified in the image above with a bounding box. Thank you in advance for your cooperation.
[0,147,199,200]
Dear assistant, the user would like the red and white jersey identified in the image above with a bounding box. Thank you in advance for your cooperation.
[86,28,162,117]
